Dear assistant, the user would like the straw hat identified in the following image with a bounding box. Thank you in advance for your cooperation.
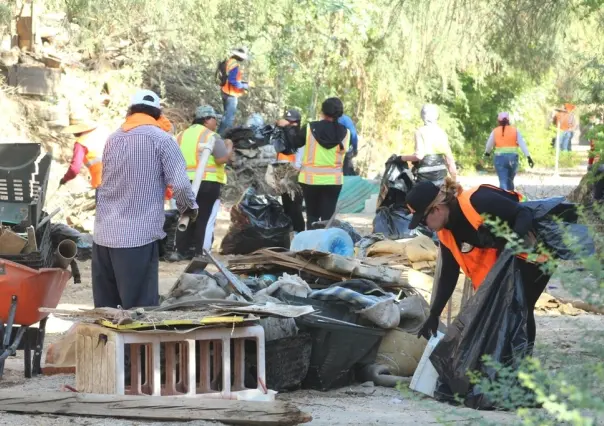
[62,114,98,134]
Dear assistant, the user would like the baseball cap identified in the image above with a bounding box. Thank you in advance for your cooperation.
[497,112,510,121]
[406,181,441,230]
[283,109,301,123]
[195,105,221,120]
[130,90,161,109]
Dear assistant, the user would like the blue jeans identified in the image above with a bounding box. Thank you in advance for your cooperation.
[217,92,238,136]
[494,153,519,191]
[559,131,573,152]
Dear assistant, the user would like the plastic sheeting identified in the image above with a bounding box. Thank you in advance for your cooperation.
[429,251,530,409]
[220,188,292,255]
[336,176,380,214]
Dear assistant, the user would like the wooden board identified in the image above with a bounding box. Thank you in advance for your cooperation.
[0,391,311,425]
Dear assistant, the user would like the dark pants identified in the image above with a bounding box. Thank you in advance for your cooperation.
[518,260,551,348]
[92,241,159,309]
[594,166,604,202]
[175,181,221,256]
[282,192,305,233]
[217,93,238,136]
[301,183,342,229]
[494,153,519,191]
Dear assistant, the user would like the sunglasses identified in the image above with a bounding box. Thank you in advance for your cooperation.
[420,206,436,226]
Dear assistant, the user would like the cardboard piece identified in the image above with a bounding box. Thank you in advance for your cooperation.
[0,227,27,255]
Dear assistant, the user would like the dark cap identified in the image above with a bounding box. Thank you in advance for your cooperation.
[321,97,344,119]
[283,109,301,123]
[406,181,441,229]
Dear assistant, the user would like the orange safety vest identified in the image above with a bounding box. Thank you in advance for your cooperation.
[437,185,538,290]
[554,111,574,131]
[277,152,296,162]
[77,127,108,189]
[493,126,519,154]
[221,58,245,97]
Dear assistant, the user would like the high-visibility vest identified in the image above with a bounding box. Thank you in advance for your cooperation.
[493,125,519,154]
[437,184,539,290]
[176,125,226,184]
[555,111,574,131]
[77,127,108,189]
[277,152,296,162]
[298,126,350,185]
[221,58,245,97]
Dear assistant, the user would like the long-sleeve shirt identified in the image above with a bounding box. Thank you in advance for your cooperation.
[62,142,87,183]
[430,186,534,317]
[485,129,530,157]
[227,62,248,90]
[94,125,197,248]
[338,115,358,151]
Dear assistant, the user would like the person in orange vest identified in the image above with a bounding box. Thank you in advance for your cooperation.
[484,112,534,191]
[217,47,250,136]
[553,103,577,152]
[59,119,110,191]
[406,179,551,350]
[275,109,305,233]
[168,105,233,262]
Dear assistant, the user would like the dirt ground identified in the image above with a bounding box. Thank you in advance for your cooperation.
[0,172,600,425]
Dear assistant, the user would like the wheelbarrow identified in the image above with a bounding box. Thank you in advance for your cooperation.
[0,259,71,379]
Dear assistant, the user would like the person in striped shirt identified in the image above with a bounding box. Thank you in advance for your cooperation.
[92,90,198,309]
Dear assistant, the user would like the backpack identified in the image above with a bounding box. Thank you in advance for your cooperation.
[215,59,228,86]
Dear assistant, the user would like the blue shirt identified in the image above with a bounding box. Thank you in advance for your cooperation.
[338,115,358,151]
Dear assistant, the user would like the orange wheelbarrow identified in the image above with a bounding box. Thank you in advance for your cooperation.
[0,259,71,379]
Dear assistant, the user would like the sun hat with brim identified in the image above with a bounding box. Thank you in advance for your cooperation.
[406,181,441,230]
[61,122,98,134]
[231,47,249,60]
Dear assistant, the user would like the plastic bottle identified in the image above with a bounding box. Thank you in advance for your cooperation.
[290,228,354,257]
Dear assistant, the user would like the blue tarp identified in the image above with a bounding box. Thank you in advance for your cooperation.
[336,176,380,214]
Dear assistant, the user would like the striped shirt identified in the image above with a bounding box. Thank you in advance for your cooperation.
[94,124,197,248]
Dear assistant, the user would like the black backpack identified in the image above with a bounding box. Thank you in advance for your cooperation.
[215,59,228,86]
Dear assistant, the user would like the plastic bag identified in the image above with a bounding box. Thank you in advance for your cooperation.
[220,188,292,255]
[377,155,415,209]
[291,228,354,256]
[372,206,434,240]
[310,219,362,243]
[429,251,530,409]
[523,197,595,260]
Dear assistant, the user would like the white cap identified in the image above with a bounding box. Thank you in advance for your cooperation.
[130,90,161,109]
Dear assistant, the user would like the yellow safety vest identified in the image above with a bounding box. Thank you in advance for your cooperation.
[298,126,350,185]
[176,125,226,184]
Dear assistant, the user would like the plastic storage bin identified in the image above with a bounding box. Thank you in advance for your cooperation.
[0,143,51,227]
[296,315,386,390]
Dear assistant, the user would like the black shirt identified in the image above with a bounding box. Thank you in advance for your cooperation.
[431,186,534,317]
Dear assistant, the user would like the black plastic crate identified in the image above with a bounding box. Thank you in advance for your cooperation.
[296,315,385,391]
[1,218,53,269]
[0,143,52,227]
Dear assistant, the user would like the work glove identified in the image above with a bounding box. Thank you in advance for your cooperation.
[183,208,198,223]
[527,156,535,168]
[58,178,66,188]
[483,152,491,158]
[417,313,439,340]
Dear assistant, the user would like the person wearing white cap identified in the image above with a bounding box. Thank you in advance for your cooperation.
[217,47,250,135]
[399,104,457,185]
[484,112,534,191]
[92,89,198,310]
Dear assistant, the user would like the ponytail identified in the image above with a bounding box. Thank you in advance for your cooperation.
[499,118,510,136]
[430,176,462,208]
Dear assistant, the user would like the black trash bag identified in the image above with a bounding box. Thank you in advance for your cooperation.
[220,188,292,255]
[372,205,434,241]
[524,197,595,260]
[225,127,257,150]
[311,219,362,243]
[429,251,531,410]
[377,154,415,209]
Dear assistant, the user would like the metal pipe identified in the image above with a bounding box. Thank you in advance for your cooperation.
[53,239,77,269]
[36,207,61,230]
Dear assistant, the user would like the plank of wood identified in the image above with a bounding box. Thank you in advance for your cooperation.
[0,391,312,425]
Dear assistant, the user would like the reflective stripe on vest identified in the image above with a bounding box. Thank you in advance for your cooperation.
[77,128,107,189]
[221,58,245,97]
[417,164,447,173]
[493,126,519,154]
[176,125,226,184]
[437,184,538,290]
[298,127,349,185]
